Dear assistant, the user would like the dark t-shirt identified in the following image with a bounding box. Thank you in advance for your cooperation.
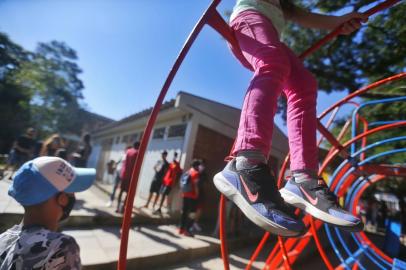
[14,135,35,156]
[78,144,92,159]
[198,172,207,198]
[46,144,57,156]
[154,159,169,182]
[198,170,207,190]
[74,143,92,167]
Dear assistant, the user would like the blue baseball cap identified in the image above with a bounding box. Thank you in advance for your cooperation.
[9,156,96,206]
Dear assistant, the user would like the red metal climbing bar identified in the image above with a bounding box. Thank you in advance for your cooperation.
[116,0,404,268]
[219,195,231,270]
[117,0,222,268]
[299,0,401,59]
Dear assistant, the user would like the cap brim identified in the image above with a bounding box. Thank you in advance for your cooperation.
[64,167,96,193]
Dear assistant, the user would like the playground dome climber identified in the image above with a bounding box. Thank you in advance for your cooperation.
[115,1,404,269]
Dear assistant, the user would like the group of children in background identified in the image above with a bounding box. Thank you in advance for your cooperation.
[106,146,206,237]
[1,128,92,181]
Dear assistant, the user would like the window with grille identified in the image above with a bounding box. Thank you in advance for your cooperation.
[121,135,129,143]
[167,124,187,138]
[130,133,138,142]
[152,127,166,139]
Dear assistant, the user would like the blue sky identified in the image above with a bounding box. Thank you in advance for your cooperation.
[0,0,354,134]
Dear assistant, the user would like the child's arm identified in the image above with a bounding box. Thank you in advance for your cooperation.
[283,2,368,35]
[153,161,159,172]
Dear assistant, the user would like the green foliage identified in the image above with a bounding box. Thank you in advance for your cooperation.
[355,80,406,164]
[0,33,86,153]
[277,1,405,119]
[326,79,405,165]
[12,41,85,133]
[0,33,32,152]
[278,0,406,168]
[283,1,405,93]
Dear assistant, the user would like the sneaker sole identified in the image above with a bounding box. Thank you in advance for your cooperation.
[213,172,303,237]
[280,188,361,230]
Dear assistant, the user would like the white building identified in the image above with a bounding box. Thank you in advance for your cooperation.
[89,91,289,219]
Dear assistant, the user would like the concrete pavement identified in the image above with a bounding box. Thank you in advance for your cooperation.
[166,245,267,270]
[65,225,230,270]
[0,178,178,230]
[1,178,263,269]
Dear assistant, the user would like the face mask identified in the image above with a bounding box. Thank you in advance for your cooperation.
[58,193,76,221]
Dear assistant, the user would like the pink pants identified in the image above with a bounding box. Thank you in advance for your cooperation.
[231,10,318,171]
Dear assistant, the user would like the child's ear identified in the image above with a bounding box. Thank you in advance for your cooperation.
[56,193,68,206]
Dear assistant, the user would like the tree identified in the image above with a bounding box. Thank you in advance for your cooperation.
[267,1,405,169]
[14,41,86,134]
[0,33,86,153]
[0,33,31,153]
[223,1,405,168]
[283,1,405,93]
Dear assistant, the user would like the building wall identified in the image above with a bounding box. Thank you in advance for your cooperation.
[89,136,135,183]
[176,92,240,134]
[192,124,235,221]
[89,110,191,210]
[136,135,185,198]
[89,92,290,214]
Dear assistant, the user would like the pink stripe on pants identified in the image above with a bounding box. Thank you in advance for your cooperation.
[231,10,318,171]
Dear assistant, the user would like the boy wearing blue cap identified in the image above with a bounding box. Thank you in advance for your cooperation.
[0,156,96,270]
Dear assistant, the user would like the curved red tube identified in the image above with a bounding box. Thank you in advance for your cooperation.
[116,0,222,269]
[116,0,403,268]
[219,195,230,270]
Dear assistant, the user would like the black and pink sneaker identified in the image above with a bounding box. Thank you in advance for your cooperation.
[280,178,363,231]
[213,159,305,237]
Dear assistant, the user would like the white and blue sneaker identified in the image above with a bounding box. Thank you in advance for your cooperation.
[213,159,305,237]
[280,178,363,231]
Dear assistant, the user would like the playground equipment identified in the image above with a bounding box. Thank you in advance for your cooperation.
[244,73,406,270]
[117,0,405,269]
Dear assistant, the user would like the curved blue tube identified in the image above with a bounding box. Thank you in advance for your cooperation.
[325,146,406,268]
[350,96,406,154]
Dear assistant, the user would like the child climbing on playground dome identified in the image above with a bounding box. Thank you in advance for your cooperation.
[213,0,368,237]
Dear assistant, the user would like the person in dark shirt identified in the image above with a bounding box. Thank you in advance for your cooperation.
[5,128,37,176]
[144,151,169,209]
[33,140,43,158]
[55,148,68,161]
[73,134,92,168]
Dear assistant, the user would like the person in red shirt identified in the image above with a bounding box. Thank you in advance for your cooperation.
[116,141,140,213]
[154,152,182,215]
[179,159,200,236]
